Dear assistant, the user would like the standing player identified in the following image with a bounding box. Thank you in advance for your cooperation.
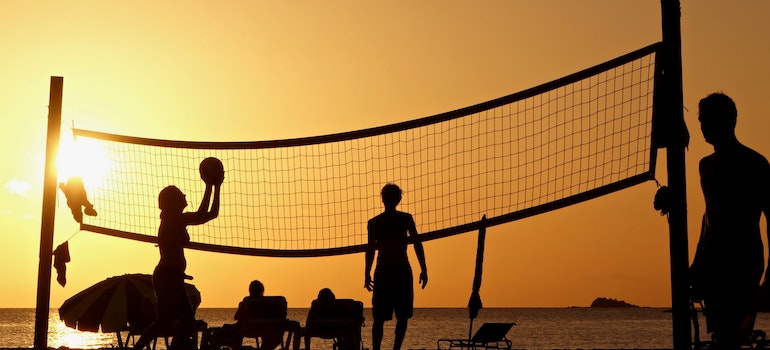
[135,158,223,350]
[365,183,428,350]
[690,93,770,349]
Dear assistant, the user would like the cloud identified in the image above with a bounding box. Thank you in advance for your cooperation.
[5,178,31,197]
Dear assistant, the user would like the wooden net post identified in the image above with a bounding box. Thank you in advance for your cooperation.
[34,76,63,350]
[660,1,691,349]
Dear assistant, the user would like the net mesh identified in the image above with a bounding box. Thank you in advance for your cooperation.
[66,43,660,257]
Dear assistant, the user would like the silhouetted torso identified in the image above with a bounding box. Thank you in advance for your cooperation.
[699,143,770,282]
[368,210,414,269]
[157,212,190,274]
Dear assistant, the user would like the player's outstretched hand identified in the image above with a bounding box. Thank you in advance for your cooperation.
[419,271,428,289]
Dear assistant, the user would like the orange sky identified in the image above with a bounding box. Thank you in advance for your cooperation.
[2,1,770,309]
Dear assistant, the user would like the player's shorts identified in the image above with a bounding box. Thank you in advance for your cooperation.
[372,264,414,321]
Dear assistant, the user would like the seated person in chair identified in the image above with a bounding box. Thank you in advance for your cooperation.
[304,288,364,350]
[233,280,289,350]
[208,280,298,350]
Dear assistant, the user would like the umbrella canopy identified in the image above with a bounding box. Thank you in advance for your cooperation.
[466,216,487,342]
[59,273,201,333]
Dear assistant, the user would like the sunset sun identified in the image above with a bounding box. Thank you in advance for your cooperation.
[56,134,111,186]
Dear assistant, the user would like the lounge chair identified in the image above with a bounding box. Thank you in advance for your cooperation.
[691,299,767,349]
[123,319,209,350]
[303,298,365,350]
[228,295,302,350]
[237,318,301,350]
[437,322,515,350]
[122,298,208,350]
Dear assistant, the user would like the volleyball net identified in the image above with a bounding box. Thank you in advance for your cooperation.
[66,43,661,257]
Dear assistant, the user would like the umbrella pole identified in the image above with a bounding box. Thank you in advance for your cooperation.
[468,317,474,344]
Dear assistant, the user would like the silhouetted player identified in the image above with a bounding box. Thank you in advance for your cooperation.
[135,182,221,350]
[365,184,427,350]
[690,93,770,349]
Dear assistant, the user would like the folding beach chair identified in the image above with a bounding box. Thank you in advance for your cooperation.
[123,319,209,350]
[206,296,301,350]
[302,298,365,350]
[691,299,767,349]
[437,322,515,350]
[235,296,301,350]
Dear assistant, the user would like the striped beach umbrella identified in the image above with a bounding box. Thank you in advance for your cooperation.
[58,273,200,334]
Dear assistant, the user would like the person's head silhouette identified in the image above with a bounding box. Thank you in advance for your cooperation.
[158,185,187,212]
[381,183,402,210]
[249,280,265,297]
[317,288,335,301]
[698,92,738,147]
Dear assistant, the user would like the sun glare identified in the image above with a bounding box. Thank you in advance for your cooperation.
[48,316,115,349]
[57,135,112,186]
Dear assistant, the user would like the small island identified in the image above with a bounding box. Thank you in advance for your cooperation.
[590,297,641,308]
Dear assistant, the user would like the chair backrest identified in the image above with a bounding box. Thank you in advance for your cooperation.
[306,299,364,324]
[234,296,298,349]
[237,295,288,321]
[470,323,515,343]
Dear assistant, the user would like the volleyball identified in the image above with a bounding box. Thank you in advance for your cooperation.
[199,157,224,185]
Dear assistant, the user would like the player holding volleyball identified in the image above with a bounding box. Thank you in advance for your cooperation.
[365,183,428,350]
[135,157,223,350]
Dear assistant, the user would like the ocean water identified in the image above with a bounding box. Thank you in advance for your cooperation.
[2,307,765,349]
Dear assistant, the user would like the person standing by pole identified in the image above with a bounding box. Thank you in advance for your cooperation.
[690,93,770,349]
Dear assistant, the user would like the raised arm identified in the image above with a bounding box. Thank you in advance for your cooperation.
[185,183,221,225]
[210,184,221,217]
